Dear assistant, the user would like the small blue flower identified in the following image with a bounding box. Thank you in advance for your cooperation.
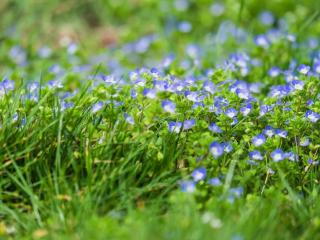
[61,101,74,111]
[225,108,238,118]
[92,101,104,113]
[235,88,250,100]
[229,187,243,199]
[183,119,196,130]
[285,152,298,162]
[185,91,199,102]
[209,142,224,158]
[222,142,233,153]
[191,167,207,182]
[263,125,274,137]
[168,121,182,133]
[308,158,319,165]
[1,78,15,91]
[259,105,273,116]
[161,100,176,114]
[271,149,285,162]
[259,11,275,26]
[249,150,264,160]
[306,99,314,106]
[210,2,225,16]
[297,64,310,75]
[203,81,215,94]
[254,34,270,48]
[143,88,157,99]
[291,80,304,91]
[178,21,192,33]
[275,128,288,138]
[180,180,196,193]
[231,117,238,126]
[208,177,222,186]
[306,110,320,122]
[240,103,252,116]
[299,137,310,147]
[268,66,281,77]
[252,134,266,147]
[208,123,222,133]
[124,113,134,125]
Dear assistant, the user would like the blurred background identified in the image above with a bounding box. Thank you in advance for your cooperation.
[0,0,320,74]
[1,0,319,47]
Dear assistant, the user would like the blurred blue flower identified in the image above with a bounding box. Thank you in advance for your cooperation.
[208,177,222,186]
[263,125,274,137]
[143,88,157,99]
[168,121,182,133]
[183,119,196,130]
[306,110,320,122]
[259,11,275,26]
[208,123,222,133]
[209,142,224,158]
[191,167,207,182]
[92,101,104,113]
[225,108,238,118]
[271,149,285,162]
[297,64,310,75]
[252,134,266,147]
[162,100,176,114]
[180,180,196,193]
[249,150,264,160]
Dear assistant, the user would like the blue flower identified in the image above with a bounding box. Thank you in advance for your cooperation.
[208,177,222,186]
[263,126,274,137]
[252,134,266,147]
[249,150,264,160]
[203,81,215,94]
[299,137,310,147]
[178,21,192,33]
[306,110,320,122]
[92,101,104,113]
[306,100,314,106]
[291,80,304,91]
[210,2,225,16]
[61,101,74,111]
[168,121,182,133]
[271,149,285,162]
[254,34,270,48]
[285,152,298,162]
[225,108,238,118]
[275,128,288,138]
[124,113,135,125]
[208,123,222,133]
[183,119,196,130]
[180,180,196,193]
[161,100,176,114]
[231,117,238,126]
[268,66,281,77]
[308,158,319,165]
[185,91,199,102]
[235,88,250,99]
[1,78,15,91]
[259,11,275,25]
[259,105,273,116]
[191,167,207,182]
[297,64,310,75]
[143,88,157,99]
[222,142,233,153]
[209,142,224,158]
[240,103,252,116]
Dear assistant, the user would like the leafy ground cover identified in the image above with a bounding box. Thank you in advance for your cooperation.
[1,0,320,239]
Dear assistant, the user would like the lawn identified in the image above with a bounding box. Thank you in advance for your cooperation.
[1,0,320,239]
